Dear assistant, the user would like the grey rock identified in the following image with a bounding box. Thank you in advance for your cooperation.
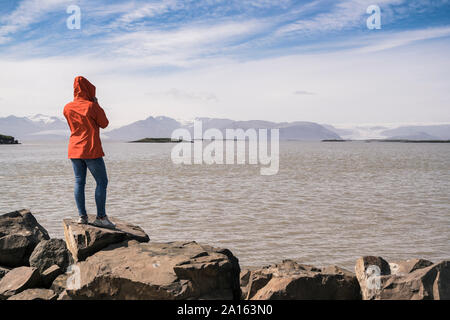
[63,215,150,262]
[0,266,10,280]
[41,265,63,288]
[375,260,450,300]
[355,256,391,300]
[240,268,255,300]
[50,273,70,295]
[29,239,73,273]
[0,266,41,299]
[63,240,241,300]
[0,209,50,267]
[244,260,361,300]
[7,288,57,300]
[389,258,434,275]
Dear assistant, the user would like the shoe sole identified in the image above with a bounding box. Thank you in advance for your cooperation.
[93,221,116,229]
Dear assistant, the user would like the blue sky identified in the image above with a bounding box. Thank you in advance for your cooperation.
[1,0,450,127]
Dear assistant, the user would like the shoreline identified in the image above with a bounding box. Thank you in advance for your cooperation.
[322,139,450,143]
[1,209,448,300]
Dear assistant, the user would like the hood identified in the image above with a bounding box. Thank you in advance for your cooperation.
[73,76,96,101]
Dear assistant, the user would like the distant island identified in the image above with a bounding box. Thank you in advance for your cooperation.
[372,139,450,143]
[129,138,188,143]
[0,134,19,144]
[322,139,450,143]
[322,139,346,142]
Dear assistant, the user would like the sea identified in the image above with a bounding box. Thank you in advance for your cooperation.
[1,141,449,270]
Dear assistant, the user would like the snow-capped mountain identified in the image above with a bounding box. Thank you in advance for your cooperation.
[324,123,450,140]
[2,114,449,142]
[28,114,65,126]
[0,114,69,140]
[323,124,390,140]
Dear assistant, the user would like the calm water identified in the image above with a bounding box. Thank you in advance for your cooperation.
[1,141,449,270]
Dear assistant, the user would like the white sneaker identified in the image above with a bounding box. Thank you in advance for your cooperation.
[93,216,116,229]
[77,216,88,224]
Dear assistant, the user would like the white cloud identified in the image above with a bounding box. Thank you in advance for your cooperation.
[275,0,406,36]
[355,26,450,53]
[0,0,68,43]
[148,88,218,103]
[114,0,180,25]
[102,19,267,66]
[294,90,316,95]
[1,28,449,126]
[1,1,449,126]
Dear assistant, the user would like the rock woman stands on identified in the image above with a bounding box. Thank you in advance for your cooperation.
[63,76,115,229]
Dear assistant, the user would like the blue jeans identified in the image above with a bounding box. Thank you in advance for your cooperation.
[71,157,108,218]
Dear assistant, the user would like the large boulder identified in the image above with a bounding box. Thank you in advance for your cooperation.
[243,260,361,300]
[0,266,41,299]
[63,215,149,262]
[389,259,433,275]
[374,260,450,300]
[0,210,50,267]
[61,240,241,300]
[355,256,391,300]
[29,239,73,273]
[7,288,57,300]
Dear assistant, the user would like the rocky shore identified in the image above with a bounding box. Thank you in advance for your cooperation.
[0,209,448,300]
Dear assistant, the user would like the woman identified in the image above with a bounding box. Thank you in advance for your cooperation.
[63,76,115,229]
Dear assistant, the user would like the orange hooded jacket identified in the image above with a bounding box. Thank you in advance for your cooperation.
[63,76,109,159]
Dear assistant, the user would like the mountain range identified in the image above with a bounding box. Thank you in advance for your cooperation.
[1,114,450,142]
[324,124,450,140]
[0,114,69,141]
[105,116,342,141]
[0,115,342,141]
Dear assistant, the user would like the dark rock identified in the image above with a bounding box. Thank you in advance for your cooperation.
[355,256,390,300]
[0,209,50,267]
[51,273,70,295]
[240,268,257,300]
[0,134,19,144]
[41,265,63,288]
[244,269,273,300]
[7,288,57,300]
[375,260,450,300]
[63,215,149,262]
[29,239,73,273]
[0,266,10,280]
[0,266,41,299]
[389,258,434,275]
[243,260,361,300]
[62,240,240,300]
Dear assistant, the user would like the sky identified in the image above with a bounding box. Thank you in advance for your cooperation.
[0,0,449,128]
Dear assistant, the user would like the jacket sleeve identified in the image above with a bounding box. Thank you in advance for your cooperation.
[92,103,109,129]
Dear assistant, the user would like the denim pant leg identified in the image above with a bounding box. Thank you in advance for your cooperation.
[85,157,108,218]
[71,159,87,217]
